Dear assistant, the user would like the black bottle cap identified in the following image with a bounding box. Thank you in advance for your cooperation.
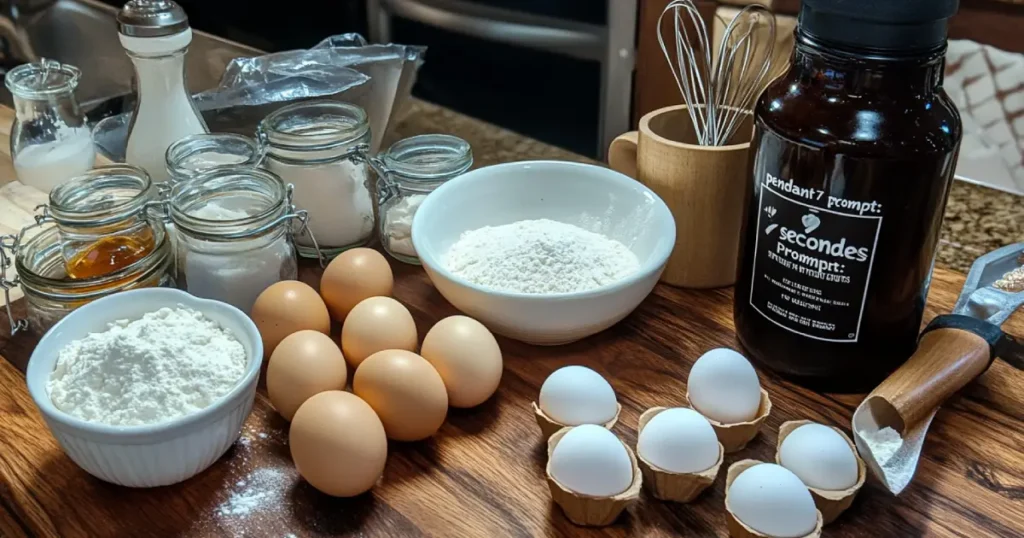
[799,0,959,53]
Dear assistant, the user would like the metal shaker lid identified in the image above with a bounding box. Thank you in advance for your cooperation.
[117,0,189,38]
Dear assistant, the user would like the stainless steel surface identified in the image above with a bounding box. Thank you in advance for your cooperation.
[953,242,1024,327]
[117,0,189,38]
[367,0,636,158]
[0,0,259,115]
[657,0,775,146]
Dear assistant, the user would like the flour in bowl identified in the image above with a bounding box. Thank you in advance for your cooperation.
[443,218,640,294]
[47,306,247,426]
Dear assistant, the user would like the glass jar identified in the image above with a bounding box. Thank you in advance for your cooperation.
[48,165,162,280]
[733,0,962,392]
[0,216,172,336]
[165,133,262,183]
[258,100,374,260]
[5,59,96,193]
[170,167,302,314]
[375,134,473,264]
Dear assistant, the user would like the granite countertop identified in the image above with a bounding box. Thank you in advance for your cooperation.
[389,99,1024,273]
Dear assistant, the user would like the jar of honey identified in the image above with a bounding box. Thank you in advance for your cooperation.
[0,165,173,334]
[47,165,160,279]
[8,225,173,333]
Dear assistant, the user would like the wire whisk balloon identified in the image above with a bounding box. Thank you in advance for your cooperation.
[656,0,776,146]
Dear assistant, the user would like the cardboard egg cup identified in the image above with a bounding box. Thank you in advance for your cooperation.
[774,420,866,524]
[725,459,824,538]
[636,407,724,503]
[545,426,642,526]
[532,401,621,440]
[685,388,772,453]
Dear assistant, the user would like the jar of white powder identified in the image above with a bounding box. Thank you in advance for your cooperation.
[165,133,261,184]
[375,134,472,264]
[6,60,95,194]
[170,167,303,314]
[258,101,374,260]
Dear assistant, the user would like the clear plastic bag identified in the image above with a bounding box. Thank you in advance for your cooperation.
[94,34,425,160]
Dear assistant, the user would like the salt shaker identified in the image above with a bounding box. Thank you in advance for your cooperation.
[118,0,208,183]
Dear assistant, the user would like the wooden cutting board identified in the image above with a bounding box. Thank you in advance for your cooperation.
[0,257,1021,538]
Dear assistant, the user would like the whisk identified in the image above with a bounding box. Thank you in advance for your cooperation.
[657,0,776,146]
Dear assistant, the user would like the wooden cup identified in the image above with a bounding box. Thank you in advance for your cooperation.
[608,105,752,288]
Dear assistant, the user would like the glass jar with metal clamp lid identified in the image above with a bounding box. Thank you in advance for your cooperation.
[373,134,473,264]
[0,165,172,334]
[165,133,262,183]
[258,100,375,260]
[169,166,320,314]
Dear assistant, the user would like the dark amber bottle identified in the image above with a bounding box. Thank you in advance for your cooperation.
[734,0,963,392]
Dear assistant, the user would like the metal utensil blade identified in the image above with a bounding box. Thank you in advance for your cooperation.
[953,242,1024,326]
[952,242,1024,368]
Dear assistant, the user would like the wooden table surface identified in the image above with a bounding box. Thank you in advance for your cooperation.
[0,256,1021,537]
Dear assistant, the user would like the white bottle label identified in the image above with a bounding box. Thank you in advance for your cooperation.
[748,172,883,342]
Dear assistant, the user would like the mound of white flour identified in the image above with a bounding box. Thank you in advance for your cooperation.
[47,306,247,426]
[443,218,640,294]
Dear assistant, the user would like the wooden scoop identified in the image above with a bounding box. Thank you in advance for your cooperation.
[853,243,1024,494]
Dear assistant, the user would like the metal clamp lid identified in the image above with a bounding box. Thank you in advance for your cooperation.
[118,0,190,37]
[0,206,54,335]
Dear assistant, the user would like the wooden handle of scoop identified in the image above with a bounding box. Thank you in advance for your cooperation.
[871,325,993,430]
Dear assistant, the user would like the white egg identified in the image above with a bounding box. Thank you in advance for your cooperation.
[539,366,617,425]
[550,424,633,497]
[688,348,761,424]
[637,408,720,474]
[779,423,859,491]
[728,463,818,538]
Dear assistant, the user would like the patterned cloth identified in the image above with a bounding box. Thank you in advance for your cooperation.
[945,40,1024,194]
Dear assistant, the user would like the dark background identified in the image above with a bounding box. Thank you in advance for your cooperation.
[98,0,608,158]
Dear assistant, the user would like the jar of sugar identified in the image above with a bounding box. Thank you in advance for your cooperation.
[169,167,306,314]
[165,133,262,184]
[374,134,473,264]
[6,60,95,193]
[258,101,374,260]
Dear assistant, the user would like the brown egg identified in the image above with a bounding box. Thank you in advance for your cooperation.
[420,315,503,408]
[290,391,387,497]
[320,248,394,321]
[340,296,418,369]
[251,281,330,358]
[353,350,448,441]
[267,330,348,421]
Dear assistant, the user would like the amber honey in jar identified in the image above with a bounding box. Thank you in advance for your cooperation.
[48,165,159,279]
[733,0,963,392]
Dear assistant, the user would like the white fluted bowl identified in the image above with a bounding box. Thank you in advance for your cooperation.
[25,288,263,488]
[412,161,676,345]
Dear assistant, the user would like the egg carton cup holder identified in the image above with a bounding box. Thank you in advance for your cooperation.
[545,426,641,526]
[686,388,771,453]
[774,420,866,524]
[725,459,824,538]
[532,401,621,440]
[636,406,724,502]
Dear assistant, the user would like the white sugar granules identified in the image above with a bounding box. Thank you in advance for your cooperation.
[443,218,640,294]
[47,306,247,426]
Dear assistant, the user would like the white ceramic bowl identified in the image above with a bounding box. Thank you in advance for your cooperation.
[25,288,263,487]
[412,160,676,345]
